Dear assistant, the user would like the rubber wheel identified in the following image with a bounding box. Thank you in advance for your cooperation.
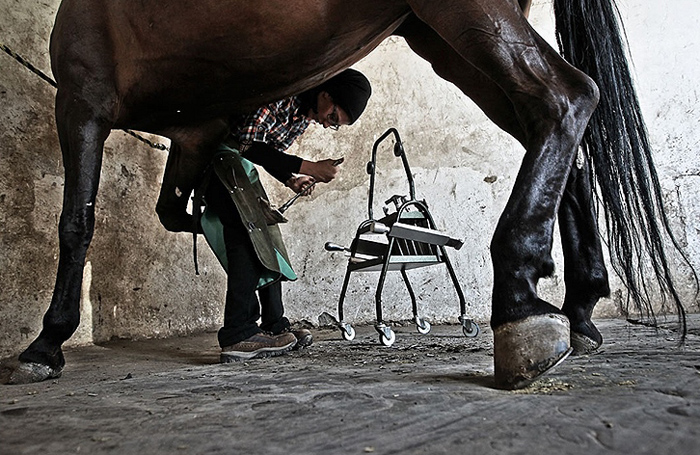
[416,319,431,335]
[380,329,396,347]
[462,320,480,338]
[341,324,356,341]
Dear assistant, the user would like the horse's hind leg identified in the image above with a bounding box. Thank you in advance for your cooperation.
[405,0,599,388]
[12,89,113,384]
[559,160,610,354]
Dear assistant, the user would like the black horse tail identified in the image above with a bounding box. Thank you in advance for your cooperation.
[553,0,696,336]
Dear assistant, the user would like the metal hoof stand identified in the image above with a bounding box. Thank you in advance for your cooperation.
[325,128,480,346]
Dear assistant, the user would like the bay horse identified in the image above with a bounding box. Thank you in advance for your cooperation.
[9,0,688,389]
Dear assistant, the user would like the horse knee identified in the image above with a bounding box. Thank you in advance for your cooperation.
[558,71,599,129]
[521,71,599,143]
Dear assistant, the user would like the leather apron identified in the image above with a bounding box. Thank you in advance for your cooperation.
[199,145,296,288]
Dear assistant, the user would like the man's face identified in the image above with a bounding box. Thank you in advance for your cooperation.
[308,91,351,130]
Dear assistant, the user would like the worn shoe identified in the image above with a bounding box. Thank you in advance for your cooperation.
[220,332,296,363]
[290,328,313,349]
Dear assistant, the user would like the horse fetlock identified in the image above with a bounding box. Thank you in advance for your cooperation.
[18,337,66,371]
[492,255,555,303]
[493,313,572,389]
[561,284,607,322]
[490,295,563,333]
[566,271,610,301]
[491,227,555,278]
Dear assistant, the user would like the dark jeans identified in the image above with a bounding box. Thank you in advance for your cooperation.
[206,177,291,348]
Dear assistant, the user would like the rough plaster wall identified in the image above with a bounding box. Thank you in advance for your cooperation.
[1,1,698,358]
[271,38,523,326]
[1,0,64,358]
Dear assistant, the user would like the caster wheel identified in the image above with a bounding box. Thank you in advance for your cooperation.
[379,328,396,347]
[462,320,480,338]
[340,323,356,341]
[416,318,431,335]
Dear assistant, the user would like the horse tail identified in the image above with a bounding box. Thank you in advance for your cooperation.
[552,0,695,336]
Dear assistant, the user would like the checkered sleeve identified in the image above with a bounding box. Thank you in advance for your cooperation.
[237,105,276,147]
[233,97,308,182]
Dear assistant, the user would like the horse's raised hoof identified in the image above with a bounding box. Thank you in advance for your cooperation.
[567,317,603,355]
[570,330,602,355]
[493,313,572,390]
[7,362,63,385]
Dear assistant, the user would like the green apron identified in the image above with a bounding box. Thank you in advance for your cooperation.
[200,146,296,288]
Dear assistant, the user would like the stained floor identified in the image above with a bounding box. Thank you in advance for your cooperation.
[2,317,699,455]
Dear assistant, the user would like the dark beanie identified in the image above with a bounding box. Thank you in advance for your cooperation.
[319,68,372,124]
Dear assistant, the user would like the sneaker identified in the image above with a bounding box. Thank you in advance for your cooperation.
[290,328,313,349]
[220,332,296,363]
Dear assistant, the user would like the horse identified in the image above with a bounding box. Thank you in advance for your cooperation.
[8,0,688,389]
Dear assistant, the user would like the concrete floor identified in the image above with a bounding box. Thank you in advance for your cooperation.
[1,317,699,455]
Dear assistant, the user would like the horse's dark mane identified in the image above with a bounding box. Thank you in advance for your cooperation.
[554,0,696,336]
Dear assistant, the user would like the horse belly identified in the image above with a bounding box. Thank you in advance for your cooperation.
[54,0,410,128]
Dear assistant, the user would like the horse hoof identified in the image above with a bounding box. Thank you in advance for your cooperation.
[7,362,63,385]
[493,313,572,390]
[570,331,602,355]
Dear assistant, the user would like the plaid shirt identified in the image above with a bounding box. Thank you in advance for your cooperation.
[233,96,310,153]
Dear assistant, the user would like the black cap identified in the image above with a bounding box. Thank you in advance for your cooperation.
[319,69,372,124]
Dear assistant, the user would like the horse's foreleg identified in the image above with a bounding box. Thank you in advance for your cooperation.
[156,143,201,233]
[559,161,610,354]
[405,0,599,388]
[13,91,112,384]
[156,120,229,233]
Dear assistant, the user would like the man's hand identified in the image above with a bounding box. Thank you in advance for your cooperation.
[285,175,316,195]
[299,157,344,183]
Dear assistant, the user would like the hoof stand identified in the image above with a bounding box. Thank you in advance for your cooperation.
[494,314,572,390]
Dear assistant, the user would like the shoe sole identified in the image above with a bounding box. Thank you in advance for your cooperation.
[220,340,296,363]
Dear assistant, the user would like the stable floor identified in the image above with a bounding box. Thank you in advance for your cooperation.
[2,317,699,455]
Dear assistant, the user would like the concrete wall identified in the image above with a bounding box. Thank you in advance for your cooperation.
[1,0,698,358]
